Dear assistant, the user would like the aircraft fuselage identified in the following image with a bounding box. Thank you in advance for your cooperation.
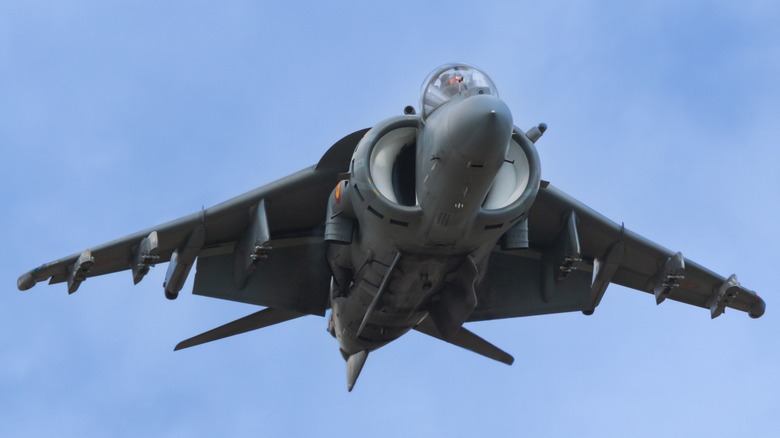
[325,81,542,372]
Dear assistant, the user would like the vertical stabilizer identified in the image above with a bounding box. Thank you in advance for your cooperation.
[346,350,369,392]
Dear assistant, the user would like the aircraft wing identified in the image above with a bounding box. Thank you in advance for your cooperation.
[471,182,766,321]
[17,129,368,316]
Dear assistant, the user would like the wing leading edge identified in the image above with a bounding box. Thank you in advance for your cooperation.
[17,129,369,316]
[472,183,765,321]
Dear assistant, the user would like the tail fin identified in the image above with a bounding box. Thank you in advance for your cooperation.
[346,350,369,392]
[174,307,303,351]
[414,316,514,365]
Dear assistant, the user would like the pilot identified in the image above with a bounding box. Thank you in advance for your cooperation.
[439,72,465,97]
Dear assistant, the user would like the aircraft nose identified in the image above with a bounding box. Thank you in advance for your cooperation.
[447,94,513,159]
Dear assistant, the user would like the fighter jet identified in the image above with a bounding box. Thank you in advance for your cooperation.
[17,64,765,391]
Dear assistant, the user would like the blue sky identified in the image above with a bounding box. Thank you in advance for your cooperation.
[2,1,779,436]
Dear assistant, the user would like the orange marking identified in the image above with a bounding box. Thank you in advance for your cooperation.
[335,182,342,204]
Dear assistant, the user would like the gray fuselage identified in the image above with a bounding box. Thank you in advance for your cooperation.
[325,94,541,358]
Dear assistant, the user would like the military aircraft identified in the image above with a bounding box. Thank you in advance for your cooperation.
[17,63,766,391]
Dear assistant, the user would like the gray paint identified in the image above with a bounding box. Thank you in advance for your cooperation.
[16,64,765,391]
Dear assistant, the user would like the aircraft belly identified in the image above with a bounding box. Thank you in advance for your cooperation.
[333,253,466,354]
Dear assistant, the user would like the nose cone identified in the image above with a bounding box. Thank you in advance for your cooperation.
[414,94,516,246]
[446,95,513,158]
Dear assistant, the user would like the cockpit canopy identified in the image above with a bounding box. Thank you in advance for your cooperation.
[420,63,498,120]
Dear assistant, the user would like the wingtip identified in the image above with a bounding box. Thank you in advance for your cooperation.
[173,337,201,351]
[17,271,36,291]
[503,354,515,366]
[749,297,766,319]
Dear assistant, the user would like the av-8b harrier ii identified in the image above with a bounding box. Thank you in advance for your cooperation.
[18,64,765,391]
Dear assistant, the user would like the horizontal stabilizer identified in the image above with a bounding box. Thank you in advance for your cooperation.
[414,316,514,365]
[174,307,304,351]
